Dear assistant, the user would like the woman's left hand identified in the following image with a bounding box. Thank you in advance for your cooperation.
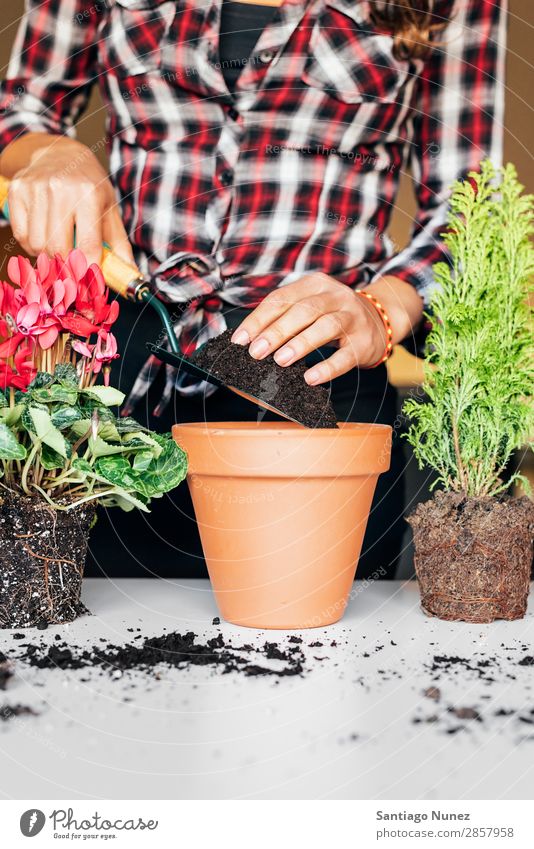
[230,273,388,386]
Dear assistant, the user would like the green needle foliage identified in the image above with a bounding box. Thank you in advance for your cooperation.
[403,160,534,497]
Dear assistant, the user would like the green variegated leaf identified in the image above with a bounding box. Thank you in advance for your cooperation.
[132,449,156,472]
[115,416,150,434]
[51,405,84,431]
[70,419,92,438]
[79,399,115,422]
[31,384,78,405]
[0,422,26,461]
[28,407,71,459]
[72,458,92,473]
[94,455,137,486]
[97,489,150,513]
[40,444,65,470]
[95,437,187,499]
[0,390,7,408]
[54,363,78,386]
[134,438,187,496]
[97,421,121,442]
[81,385,125,407]
[0,404,23,427]
[88,436,145,457]
[28,372,54,391]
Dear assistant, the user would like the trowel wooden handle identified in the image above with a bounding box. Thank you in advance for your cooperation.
[0,174,148,302]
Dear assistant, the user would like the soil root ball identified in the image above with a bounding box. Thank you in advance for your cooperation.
[0,495,94,630]
[407,492,534,623]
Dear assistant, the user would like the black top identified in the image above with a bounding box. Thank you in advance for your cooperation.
[219,0,277,91]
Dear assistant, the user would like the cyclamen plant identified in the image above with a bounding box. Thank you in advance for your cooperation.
[0,249,187,511]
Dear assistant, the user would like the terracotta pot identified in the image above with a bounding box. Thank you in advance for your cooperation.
[173,422,391,629]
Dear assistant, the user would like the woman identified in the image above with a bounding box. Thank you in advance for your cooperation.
[0,0,505,579]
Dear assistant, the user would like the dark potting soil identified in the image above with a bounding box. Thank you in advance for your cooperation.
[190,329,338,428]
[407,492,534,623]
[18,630,306,679]
[0,494,95,630]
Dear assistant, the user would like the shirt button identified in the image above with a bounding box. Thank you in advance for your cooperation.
[258,49,275,64]
[219,169,233,187]
[228,107,239,121]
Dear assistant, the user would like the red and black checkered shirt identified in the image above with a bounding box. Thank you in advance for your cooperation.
[0,0,505,406]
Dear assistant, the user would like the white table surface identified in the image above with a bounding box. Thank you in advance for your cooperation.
[1,578,533,801]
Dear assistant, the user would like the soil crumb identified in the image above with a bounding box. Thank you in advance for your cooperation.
[190,329,338,428]
[0,652,13,690]
[0,704,38,721]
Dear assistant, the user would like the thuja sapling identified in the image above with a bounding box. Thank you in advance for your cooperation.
[0,250,187,629]
[404,161,534,623]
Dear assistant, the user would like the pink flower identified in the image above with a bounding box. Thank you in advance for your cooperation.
[4,250,120,347]
[95,331,119,385]
[71,339,94,359]
[72,332,119,385]
[95,331,119,365]
[7,254,75,350]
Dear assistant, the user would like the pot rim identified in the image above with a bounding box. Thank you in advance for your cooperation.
[173,421,391,437]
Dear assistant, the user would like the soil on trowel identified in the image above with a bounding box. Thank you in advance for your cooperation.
[407,492,534,623]
[191,329,338,428]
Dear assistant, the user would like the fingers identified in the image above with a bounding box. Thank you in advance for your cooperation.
[46,190,75,257]
[7,180,29,251]
[231,288,297,347]
[102,207,135,265]
[304,343,358,386]
[247,297,330,359]
[231,274,332,346]
[74,190,104,266]
[273,311,345,365]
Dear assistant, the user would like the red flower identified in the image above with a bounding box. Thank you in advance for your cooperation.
[4,250,120,345]
[0,280,17,339]
[7,253,77,349]
[60,250,119,336]
[0,250,120,390]
[0,342,36,391]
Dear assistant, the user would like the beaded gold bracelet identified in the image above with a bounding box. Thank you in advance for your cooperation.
[355,289,394,368]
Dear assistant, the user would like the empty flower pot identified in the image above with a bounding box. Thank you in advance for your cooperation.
[173,422,392,629]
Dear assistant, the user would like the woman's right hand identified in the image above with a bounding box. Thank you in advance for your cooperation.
[4,134,134,266]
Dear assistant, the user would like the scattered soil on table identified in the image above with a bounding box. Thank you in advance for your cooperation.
[407,492,534,623]
[190,329,338,428]
[0,494,95,630]
[18,630,306,679]
[0,704,39,721]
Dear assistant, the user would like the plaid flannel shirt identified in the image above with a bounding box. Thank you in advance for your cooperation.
[0,0,506,410]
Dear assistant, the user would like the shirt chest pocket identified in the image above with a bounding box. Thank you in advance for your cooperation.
[302,0,416,105]
[99,0,177,76]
